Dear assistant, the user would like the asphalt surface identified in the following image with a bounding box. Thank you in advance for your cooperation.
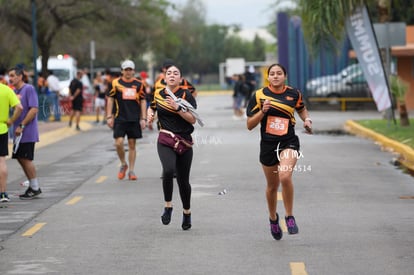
[0,93,413,275]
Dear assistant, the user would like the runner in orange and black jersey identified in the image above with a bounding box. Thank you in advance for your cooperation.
[147,64,197,231]
[151,74,197,130]
[108,76,146,122]
[246,85,305,142]
[151,85,196,141]
[106,60,147,182]
[246,63,312,241]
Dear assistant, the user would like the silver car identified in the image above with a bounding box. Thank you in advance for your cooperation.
[306,64,363,97]
[312,71,371,98]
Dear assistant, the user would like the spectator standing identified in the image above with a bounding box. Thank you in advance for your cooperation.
[46,70,61,122]
[93,71,106,124]
[106,60,147,181]
[8,67,42,200]
[244,65,257,107]
[232,74,248,119]
[0,83,23,202]
[68,71,84,131]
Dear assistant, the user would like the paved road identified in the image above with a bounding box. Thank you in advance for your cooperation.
[1,94,413,275]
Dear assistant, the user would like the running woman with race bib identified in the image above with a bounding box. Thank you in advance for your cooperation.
[246,63,312,241]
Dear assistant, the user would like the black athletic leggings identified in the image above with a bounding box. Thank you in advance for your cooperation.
[157,142,193,210]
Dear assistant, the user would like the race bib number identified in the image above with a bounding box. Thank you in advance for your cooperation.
[266,116,289,136]
[122,87,137,100]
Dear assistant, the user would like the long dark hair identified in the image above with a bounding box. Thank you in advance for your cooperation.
[267,63,287,76]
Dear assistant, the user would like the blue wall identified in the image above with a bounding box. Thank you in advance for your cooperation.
[277,12,352,97]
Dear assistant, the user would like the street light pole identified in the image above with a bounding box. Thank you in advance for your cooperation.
[31,0,46,121]
[31,0,38,90]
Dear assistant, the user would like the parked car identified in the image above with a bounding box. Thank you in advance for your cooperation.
[310,70,372,98]
[306,63,362,96]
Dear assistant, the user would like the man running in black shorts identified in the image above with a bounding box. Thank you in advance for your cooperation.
[106,60,147,181]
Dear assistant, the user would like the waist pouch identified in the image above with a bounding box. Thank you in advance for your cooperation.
[158,129,193,155]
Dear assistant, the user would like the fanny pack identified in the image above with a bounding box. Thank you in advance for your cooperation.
[158,129,193,155]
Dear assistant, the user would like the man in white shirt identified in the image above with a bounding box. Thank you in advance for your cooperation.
[46,70,61,122]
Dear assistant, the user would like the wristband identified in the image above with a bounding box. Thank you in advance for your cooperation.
[176,106,182,112]
[107,116,113,119]
[19,124,25,129]
[141,118,147,121]
[305,117,312,123]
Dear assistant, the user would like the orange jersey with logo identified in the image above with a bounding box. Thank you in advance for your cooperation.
[108,77,145,122]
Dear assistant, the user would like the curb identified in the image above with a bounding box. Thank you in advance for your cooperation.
[344,120,414,172]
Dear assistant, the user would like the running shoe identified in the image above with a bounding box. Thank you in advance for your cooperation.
[270,213,283,240]
[161,207,173,225]
[118,163,128,179]
[182,212,192,230]
[285,216,299,234]
[0,192,10,202]
[128,171,137,181]
[19,187,42,200]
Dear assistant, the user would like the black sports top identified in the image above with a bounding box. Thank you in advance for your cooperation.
[108,77,145,122]
[246,85,305,142]
[152,87,197,140]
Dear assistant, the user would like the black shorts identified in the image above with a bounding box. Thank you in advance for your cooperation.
[12,142,35,160]
[113,121,142,139]
[72,99,83,111]
[0,133,8,157]
[260,135,300,166]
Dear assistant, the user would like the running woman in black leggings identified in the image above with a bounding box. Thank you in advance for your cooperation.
[147,64,197,230]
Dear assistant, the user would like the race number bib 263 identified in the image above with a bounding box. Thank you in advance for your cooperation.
[266,116,289,136]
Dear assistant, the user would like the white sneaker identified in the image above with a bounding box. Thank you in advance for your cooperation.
[0,192,10,202]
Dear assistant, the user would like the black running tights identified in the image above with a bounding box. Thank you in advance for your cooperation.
[157,143,193,210]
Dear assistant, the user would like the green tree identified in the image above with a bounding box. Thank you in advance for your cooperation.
[150,0,270,76]
[296,0,414,53]
[169,0,207,75]
[298,0,371,54]
[0,0,106,75]
[198,24,231,73]
[0,0,273,79]
[0,0,170,74]
[298,0,412,124]
[251,35,267,61]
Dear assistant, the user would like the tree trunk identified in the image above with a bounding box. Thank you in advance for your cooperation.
[398,103,410,126]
